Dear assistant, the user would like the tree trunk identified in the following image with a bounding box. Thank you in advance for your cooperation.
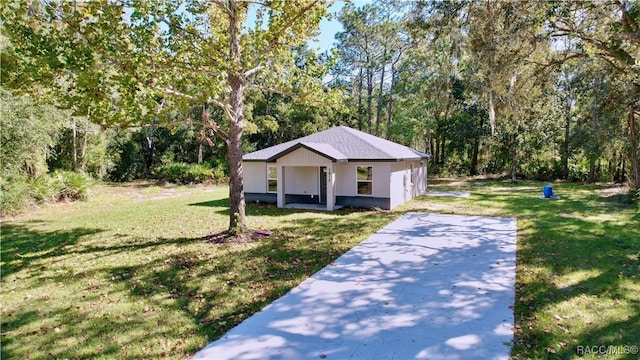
[589,157,596,183]
[145,117,156,175]
[357,67,364,131]
[433,137,439,165]
[629,106,640,189]
[366,66,373,134]
[440,135,446,165]
[615,155,623,182]
[72,117,78,171]
[562,97,571,180]
[375,61,386,137]
[385,64,396,140]
[227,112,246,233]
[609,151,614,180]
[227,1,246,233]
[470,116,484,176]
[510,134,517,182]
[81,116,89,172]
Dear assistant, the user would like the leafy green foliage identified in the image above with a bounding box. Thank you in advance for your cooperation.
[33,170,93,202]
[105,129,147,182]
[0,88,67,213]
[152,162,220,184]
[0,177,33,215]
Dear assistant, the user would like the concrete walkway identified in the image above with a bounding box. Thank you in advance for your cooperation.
[194,212,517,360]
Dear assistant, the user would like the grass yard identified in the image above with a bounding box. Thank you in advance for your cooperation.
[1,179,638,359]
[414,179,639,360]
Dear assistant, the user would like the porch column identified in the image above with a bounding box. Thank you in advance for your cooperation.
[326,163,336,211]
[277,165,285,208]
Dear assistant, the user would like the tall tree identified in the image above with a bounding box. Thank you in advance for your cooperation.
[548,0,640,188]
[2,0,330,231]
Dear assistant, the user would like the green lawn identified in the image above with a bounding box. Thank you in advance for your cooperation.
[1,179,638,359]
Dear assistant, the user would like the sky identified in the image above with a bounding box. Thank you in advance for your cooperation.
[309,1,347,53]
[247,1,372,54]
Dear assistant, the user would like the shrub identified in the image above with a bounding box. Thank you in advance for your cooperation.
[106,129,147,182]
[1,171,92,215]
[0,177,32,215]
[630,188,640,210]
[152,162,215,184]
[33,171,93,202]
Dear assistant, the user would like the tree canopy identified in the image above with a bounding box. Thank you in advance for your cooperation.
[2,0,639,218]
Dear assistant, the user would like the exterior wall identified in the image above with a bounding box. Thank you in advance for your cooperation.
[284,166,318,196]
[413,160,428,196]
[389,162,407,209]
[334,163,354,196]
[335,162,390,198]
[242,155,427,210]
[244,162,267,193]
[389,160,428,209]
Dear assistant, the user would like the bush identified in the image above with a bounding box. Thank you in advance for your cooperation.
[106,129,147,182]
[630,188,640,210]
[32,171,93,202]
[0,177,32,215]
[1,171,92,215]
[152,162,215,184]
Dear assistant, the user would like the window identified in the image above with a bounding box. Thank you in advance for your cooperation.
[410,164,414,184]
[267,165,277,193]
[357,166,373,195]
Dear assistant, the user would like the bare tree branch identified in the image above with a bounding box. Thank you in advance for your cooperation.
[617,32,640,45]
[252,0,322,64]
[156,86,196,100]
[243,64,266,78]
[210,0,232,16]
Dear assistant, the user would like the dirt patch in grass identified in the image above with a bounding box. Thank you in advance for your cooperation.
[201,229,272,245]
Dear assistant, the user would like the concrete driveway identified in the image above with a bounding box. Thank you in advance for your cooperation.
[194,212,517,360]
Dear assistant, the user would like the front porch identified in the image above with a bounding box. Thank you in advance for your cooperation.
[276,163,337,211]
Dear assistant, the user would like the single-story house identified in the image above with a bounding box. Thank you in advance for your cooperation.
[243,126,431,211]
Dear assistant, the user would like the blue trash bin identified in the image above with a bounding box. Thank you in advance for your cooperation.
[543,185,553,198]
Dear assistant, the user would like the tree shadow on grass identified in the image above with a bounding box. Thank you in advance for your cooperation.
[474,191,640,359]
[1,205,394,359]
[0,224,105,279]
[5,183,634,359]
[409,181,639,358]
[108,210,397,355]
[189,198,230,209]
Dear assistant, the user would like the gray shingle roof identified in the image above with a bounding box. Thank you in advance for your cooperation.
[243,126,430,162]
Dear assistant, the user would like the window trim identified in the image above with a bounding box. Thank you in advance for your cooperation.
[356,166,373,196]
[267,165,277,193]
[410,163,414,185]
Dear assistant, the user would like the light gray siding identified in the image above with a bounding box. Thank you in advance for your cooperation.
[277,147,332,166]
[284,166,318,197]
[244,162,267,193]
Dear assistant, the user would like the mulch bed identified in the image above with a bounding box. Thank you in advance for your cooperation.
[202,229,272,245]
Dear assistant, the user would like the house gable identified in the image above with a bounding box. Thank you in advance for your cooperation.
[268,142,347,164]
[276,146,336,166]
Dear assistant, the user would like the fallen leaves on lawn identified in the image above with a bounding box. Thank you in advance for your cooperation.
[202,229,271,245]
